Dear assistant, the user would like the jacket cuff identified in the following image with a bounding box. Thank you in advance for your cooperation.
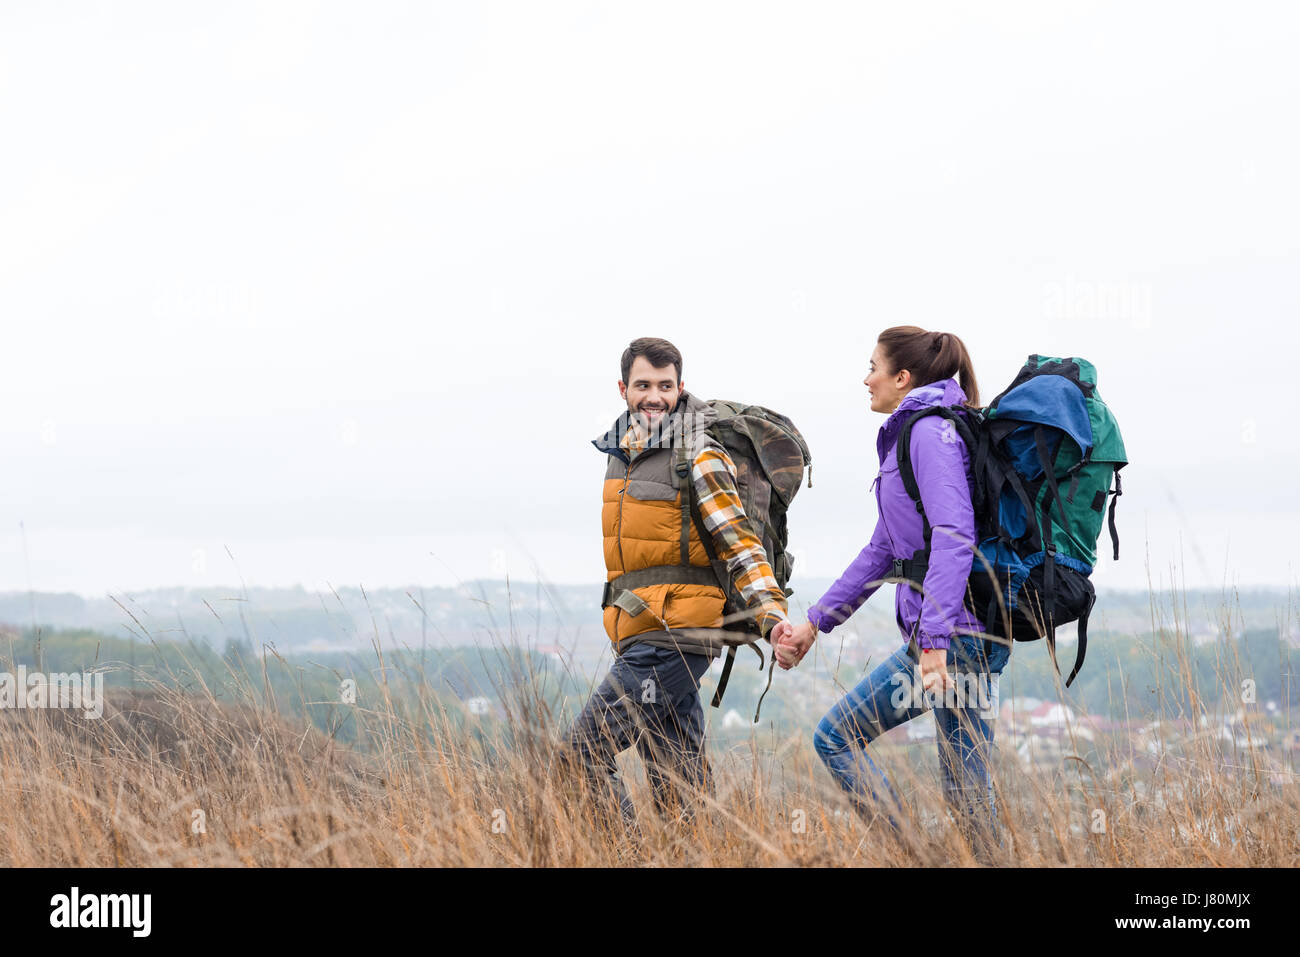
[807,606,830,634]
[916,631,952,651]
[758,609,787,639]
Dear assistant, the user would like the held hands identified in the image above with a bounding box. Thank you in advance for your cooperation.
[771,619,816,670]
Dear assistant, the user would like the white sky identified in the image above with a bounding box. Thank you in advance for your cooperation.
[1,1,1297,596]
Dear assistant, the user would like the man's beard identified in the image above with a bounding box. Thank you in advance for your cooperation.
[626,397,677,444]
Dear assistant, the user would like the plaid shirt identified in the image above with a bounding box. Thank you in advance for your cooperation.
[691,446,789,637]
[621,424,787,636]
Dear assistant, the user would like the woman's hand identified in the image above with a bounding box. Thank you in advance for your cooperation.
[772,620,816,670]
[918,645,955,700]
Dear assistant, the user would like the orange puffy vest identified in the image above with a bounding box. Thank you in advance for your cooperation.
[595,394,728,650]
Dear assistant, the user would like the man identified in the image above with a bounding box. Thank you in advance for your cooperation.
[561,336,788,827]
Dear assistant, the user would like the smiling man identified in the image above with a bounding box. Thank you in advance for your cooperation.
[559,336,788,831]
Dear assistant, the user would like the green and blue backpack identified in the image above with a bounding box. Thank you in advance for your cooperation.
[896,355,1127,686]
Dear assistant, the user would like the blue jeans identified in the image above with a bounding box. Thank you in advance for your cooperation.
[813,631,1010,844]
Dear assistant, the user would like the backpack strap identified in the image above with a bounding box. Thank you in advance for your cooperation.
[1032,425,1070,530]
[674,429,693,565]
[1107,469,1123,560]
[714,646,736,708]
[895,405,981,568]
[1065,589,1096,687]
[985,418,1043,552]
[969,419,993,525]
[1063,447,1091,504]
[1042,575,1091,688]
[1029,425,1065,674]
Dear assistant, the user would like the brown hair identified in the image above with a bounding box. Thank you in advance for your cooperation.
[621,337,683,385]
[876,326,980,407]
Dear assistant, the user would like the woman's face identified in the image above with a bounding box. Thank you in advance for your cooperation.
[864,343,912,414]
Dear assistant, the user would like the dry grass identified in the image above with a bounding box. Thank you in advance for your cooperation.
[1,593,1297,868]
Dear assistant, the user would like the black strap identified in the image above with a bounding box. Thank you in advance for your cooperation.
[712,642,767,711]
[1033,425,1069,530]
[1003,466,1041,551]
[711,646,736,708]
[967,422,992,526]
[1108,469,1123,560]
[1034,428,1062,670]
[1038,465,1060,644]
[895,413,933,551]
[890,554,929,589]
[895,405,981,564]
[984,468,1012,547]
[1065,590,1095,687]
[753,655,776,722]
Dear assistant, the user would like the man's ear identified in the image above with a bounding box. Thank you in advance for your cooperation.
[618,380,628,400]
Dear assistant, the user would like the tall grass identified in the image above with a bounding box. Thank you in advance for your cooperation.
[0,582,1296,867]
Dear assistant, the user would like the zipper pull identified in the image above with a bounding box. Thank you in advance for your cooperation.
[806,461,813,489]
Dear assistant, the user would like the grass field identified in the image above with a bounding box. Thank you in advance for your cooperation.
[2,588,1296,867]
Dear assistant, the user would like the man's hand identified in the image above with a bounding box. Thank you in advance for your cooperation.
[772,620,816,670]
[917,645,955,700]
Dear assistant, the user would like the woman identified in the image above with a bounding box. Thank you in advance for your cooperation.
[772,326,1009,849]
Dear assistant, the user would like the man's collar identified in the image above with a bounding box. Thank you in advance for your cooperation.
[592,393,691,461]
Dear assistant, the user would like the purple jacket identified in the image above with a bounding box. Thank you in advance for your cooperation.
[807,378,981,651]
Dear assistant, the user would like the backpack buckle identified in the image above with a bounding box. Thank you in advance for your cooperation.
[892,559,906,580]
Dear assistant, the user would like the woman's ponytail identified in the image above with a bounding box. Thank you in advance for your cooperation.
[877,326,980,408]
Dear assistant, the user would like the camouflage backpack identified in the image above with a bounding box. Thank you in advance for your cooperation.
[673,401,812,712]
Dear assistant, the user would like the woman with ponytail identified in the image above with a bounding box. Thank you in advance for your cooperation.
[771,326,1008,853]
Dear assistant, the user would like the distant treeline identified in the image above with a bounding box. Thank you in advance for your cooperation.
[1,618,1294,750]
[0,627,587,751]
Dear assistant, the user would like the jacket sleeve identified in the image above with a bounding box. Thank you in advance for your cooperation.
[908,417,976,651]
[691,446,789,637]
[807,516,894,634]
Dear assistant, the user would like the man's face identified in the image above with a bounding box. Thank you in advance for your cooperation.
[619,356,683,425]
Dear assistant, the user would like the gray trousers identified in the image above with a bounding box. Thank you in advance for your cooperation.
[561,642,714,826]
